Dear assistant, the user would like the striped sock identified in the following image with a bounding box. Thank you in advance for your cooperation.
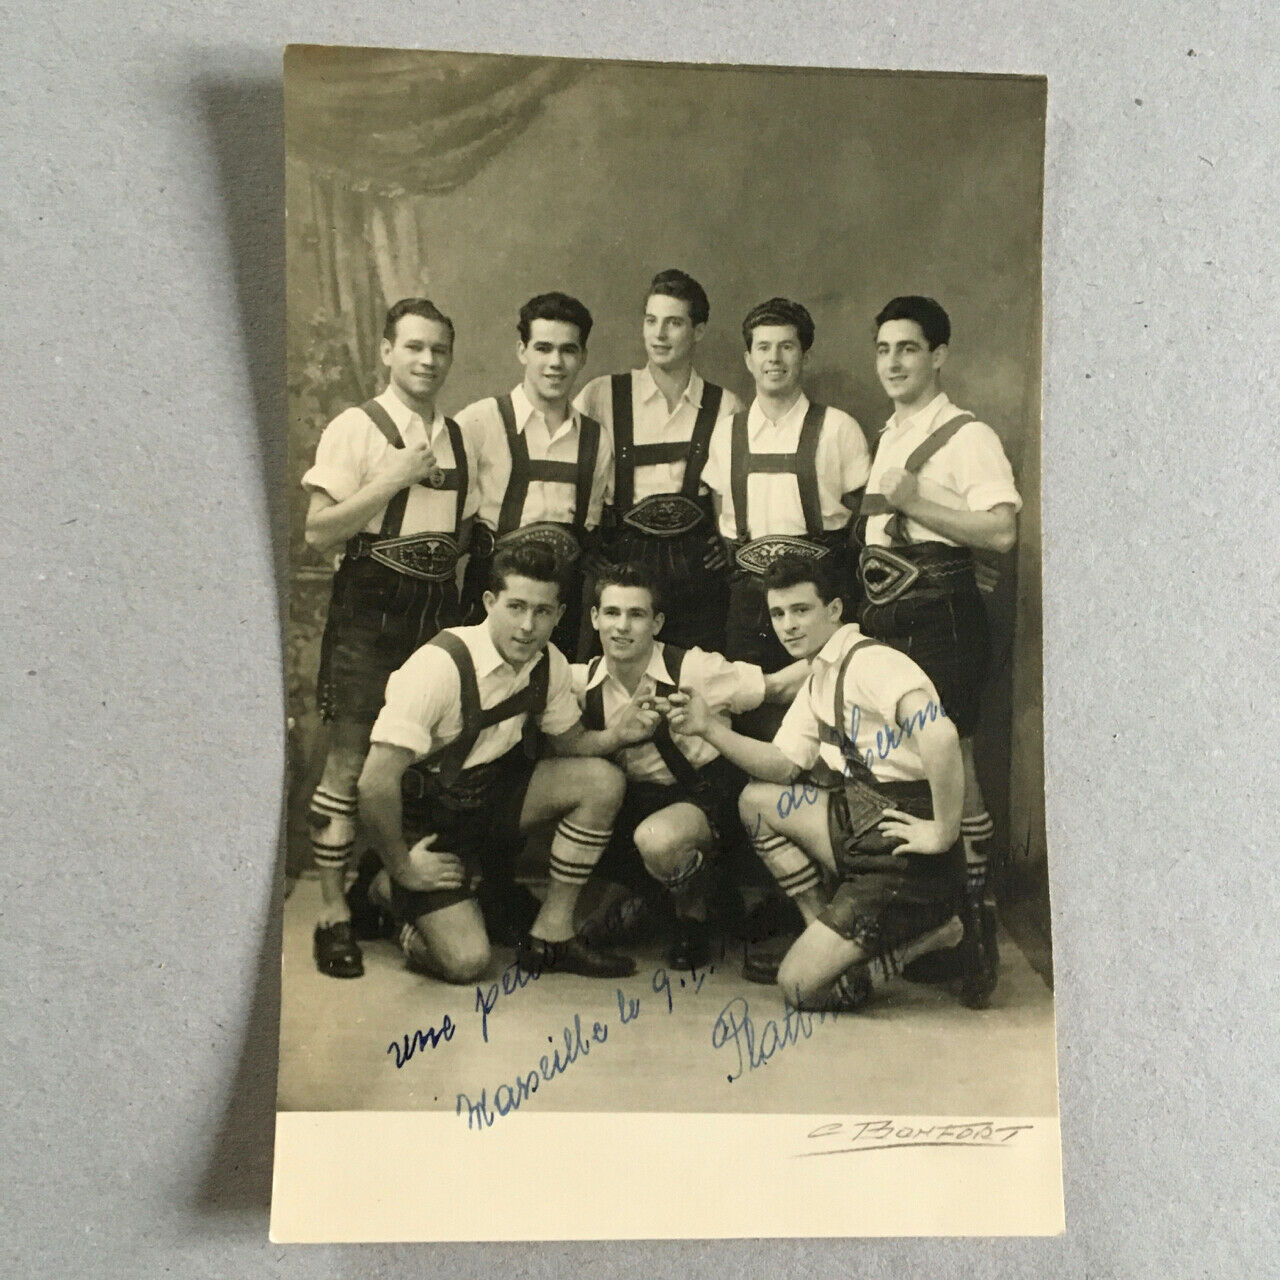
[549,818,612,887]
[752,829,821,898]
[961,811,995,896]
[308,786,358,871]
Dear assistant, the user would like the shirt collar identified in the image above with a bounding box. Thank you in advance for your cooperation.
[813,622,864,668]
[378,386,443,439]
[884,391,950,438]
[637,366,704,408]
[589,642,670,690]
[511,383,577,437]
[474,621,539,679]
[748,391,810,436]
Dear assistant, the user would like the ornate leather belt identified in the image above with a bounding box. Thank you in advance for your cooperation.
[733,534,832,576]
[620,493,706,538]
[354,531,462,582]
[495,521,581,567]
[859,544,975,606]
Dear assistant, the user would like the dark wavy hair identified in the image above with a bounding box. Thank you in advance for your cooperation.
[592,561,662,614]
[874,296,951,349]
[646,269,710,327]
[742,297,815,352]
[489,543,563,601]
[517,292,593,346]
[383,297,455,346]
[762,553,840,605]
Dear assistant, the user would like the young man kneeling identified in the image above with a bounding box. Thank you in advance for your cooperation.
[667,555,995,1010]
[357,544,662,982]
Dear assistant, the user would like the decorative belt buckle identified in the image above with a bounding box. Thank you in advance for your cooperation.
[495,522,581,567]
[734,534,831,576]
[621,493,705,538]
[369,531,461,582]
[858,545,922,605]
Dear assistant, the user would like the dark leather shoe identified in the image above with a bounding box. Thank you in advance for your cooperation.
[959,898,1000,1009]
[901,945,962,984]
[742,933,797,985]
[666,917,714,970]
[516,934,637,979]
[740,893,804,944]
[314,920,363,979]
[480,881,543,947]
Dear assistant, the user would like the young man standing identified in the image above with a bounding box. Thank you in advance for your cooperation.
[569,564,807,967]
[301,298,477,979]
[667,555,996,1010]
[457,292,612,659]
[575,269,742,651]
[859,296,1020,985]
[357,545,661,983]
[701,297,871,677]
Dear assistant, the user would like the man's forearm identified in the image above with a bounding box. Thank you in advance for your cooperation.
[701,720,799,784]
[762,660,810,704]
[916,722,964,845]
[357,784,411,875]
[306,475,405,554]
[550,723,624,758]
[895,499,1016,553]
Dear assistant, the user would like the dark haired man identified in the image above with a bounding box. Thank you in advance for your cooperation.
[567,563,807,967]
[301,297,477,979]
[702,297,871,681]
[575,270,743,652]
[859,296,1020,991]
[667,554,996,1009]
[357,544,662,983]
[457,292,612,659]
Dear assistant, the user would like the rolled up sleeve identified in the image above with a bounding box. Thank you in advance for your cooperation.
[301,409,368,503]
[369,649,456,760]
[953,421,1022,513]
[540,649,585,736]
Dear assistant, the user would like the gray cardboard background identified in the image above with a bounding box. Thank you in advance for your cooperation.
[2,2,1277,1276]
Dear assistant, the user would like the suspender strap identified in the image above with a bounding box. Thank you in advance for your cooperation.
[681,382,723,498]
[583,657,605,731]
[611,374,635,514]
[729,411,752,542]
[361,398,404,448]
[728,402,828,541]
[859,412,976,542]
[831,638,888,785]
[794,400,826,537]
[495,395,528,536]
[444,417,468,530]
[424,632,548,785]
[648,644,706,794]
[361,400,410,538]
[573,415,601,532]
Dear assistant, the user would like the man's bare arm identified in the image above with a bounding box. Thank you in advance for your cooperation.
[664,690,800,784]
[879,475,1017,554]
[356,743,415,876]
[877,689,964,855]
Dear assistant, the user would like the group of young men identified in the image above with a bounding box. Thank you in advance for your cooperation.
[300,269,1021,1012]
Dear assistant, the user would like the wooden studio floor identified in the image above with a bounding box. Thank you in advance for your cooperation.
[277,876,1059,1117]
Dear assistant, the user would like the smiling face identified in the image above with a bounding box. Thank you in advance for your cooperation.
[483,574,564,667]
[643,294,703,372]
[875,318,946,410]
[381,315,453,406]
[518,318,586,407]
[592,584,663,665]
[744,324,806,400]
[765,581,843,659]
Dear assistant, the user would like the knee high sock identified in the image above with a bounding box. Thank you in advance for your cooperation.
[549,818,613,888]
[751,828,821,899]
[308,786,358,874]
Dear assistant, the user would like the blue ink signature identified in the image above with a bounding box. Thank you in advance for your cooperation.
[474,958,542,1044]
[711,996,842,1082]
[387,1014,456,1069]
[846,698,948,775]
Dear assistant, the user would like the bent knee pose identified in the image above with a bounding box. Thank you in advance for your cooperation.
[669,554,990,1010]
[569,563,808,968]
[575,270,742,654]
[357,544,661,983]
[301,298,477,979]
[859,296,1021,983]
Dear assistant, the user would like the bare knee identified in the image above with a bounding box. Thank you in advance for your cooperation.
[432,932,491,984]
[634,819,691,881]
[739,781,775,830]
[571,759,626,822]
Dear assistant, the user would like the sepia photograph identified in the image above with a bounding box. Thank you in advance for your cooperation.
[273,45,1057,1239]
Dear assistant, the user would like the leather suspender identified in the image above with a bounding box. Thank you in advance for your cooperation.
[422,632,549,786]
[829,637,889,785]
[494,394,601,536]
[611,374,724,512]
[859,412,976,544]
[729,400,827,541]
[360,399,468,536]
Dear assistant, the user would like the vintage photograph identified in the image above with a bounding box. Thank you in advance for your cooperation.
[274,45,1056,1235]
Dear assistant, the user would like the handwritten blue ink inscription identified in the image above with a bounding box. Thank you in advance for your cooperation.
[711,996,841,1082]
[387,1013,456,1069]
